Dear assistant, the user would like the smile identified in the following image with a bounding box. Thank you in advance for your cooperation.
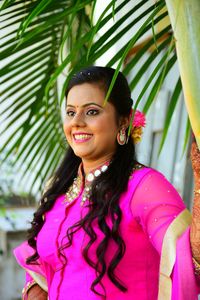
[73,133,93,142]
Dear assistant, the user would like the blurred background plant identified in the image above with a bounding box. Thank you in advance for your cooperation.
[0,151,35,212]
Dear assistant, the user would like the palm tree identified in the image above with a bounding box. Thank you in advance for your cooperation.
[0,0,199,193]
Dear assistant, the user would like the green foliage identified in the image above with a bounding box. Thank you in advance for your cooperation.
[0,0,189,193]
[0,151,35,206]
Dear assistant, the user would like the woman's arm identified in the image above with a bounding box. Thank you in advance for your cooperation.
[131,168,200,298]
[22,272,48,300]
[190,140,200,266]
[26,284,48,300]
[131,169,186,254]
[14,241,49,299]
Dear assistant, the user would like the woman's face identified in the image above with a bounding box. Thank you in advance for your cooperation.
[63,83,121,164]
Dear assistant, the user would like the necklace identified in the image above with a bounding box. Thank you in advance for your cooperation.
[63,163,109,206]
[63,162,144,206]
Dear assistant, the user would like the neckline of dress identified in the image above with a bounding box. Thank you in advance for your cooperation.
[63,161,110,206]
[63,161,144,206]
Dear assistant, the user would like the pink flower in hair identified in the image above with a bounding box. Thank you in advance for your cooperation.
[129,109,146,144]
[132,110,146,128]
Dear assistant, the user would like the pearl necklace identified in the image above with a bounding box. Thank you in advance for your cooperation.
[63,163,109,206]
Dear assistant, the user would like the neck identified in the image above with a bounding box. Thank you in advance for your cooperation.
[82,154,113,175]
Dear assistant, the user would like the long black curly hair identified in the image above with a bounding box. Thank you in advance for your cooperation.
[26,66,138,298]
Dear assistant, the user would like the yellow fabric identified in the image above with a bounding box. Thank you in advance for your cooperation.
[26,269,48,292]
[158,208,192,300]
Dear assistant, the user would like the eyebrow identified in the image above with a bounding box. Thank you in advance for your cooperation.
[66,102,103,108]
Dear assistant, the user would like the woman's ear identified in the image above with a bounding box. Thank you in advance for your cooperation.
[119,116,130,129]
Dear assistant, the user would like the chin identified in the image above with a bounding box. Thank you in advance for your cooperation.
[73,149,92,159]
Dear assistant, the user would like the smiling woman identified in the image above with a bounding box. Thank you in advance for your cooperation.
[64,83,126,170]
[13,66,200,300]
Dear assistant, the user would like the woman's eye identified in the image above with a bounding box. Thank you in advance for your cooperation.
[86,109,99,116]
[66,110,75,117]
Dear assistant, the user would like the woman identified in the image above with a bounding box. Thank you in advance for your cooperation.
[14,66,200,300]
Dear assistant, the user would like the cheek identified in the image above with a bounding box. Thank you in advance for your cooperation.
[98,119,118,140]
[63,122,71,139]
[96,113,118,131]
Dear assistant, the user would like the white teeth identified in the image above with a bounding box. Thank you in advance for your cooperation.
[74,134,92,140]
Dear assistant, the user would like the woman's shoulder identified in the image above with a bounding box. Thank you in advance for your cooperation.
[130,164,185,215]
[131,162,152,176]
[130,163,167,188]
[131,162,165,176]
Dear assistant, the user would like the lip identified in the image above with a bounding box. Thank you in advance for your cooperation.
[72,132,93,143]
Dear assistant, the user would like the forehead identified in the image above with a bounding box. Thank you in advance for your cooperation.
[66,83,106,106]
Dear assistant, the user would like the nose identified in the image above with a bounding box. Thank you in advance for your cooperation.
[71,111,86,127]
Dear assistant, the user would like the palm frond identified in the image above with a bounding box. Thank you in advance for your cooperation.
[0,0,72,193]
[1,0,192,194]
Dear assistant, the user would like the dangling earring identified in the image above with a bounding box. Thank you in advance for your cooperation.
[117,128,126,145]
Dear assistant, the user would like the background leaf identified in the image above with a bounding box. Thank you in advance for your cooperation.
[1,0,191,195]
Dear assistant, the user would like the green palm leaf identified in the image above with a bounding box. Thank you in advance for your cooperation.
[158,77,182,154]
[1,0,196,194]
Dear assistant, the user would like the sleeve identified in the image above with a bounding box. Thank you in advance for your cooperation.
[131,169,186,254]
[26,271,33,283]
[13,241,48,298]
[131,169,200,300]
[21,272,37,300]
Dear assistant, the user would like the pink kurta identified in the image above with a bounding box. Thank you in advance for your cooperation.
[14,167,200,299]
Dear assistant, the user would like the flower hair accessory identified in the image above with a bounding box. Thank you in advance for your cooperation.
[128,109,146,144]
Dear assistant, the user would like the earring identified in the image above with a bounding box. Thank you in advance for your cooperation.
[117,128,126,145]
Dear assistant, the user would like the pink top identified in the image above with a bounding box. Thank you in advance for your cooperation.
[14,167,200,299]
